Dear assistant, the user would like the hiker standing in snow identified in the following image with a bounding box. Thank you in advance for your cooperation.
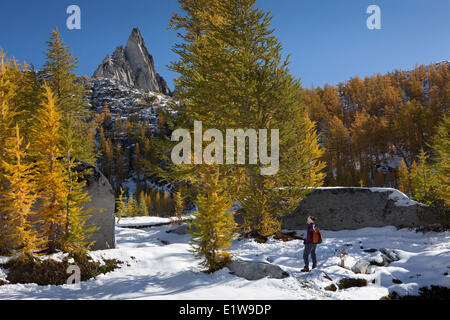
[301,216,321,272]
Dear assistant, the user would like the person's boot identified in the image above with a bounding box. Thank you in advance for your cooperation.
[301,266,310,272]
[312,264,317,270]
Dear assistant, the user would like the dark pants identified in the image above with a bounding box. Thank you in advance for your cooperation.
[303,243,317,267]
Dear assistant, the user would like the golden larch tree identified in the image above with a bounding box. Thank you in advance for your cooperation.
[0,125,44,258]
[32,85,68,253]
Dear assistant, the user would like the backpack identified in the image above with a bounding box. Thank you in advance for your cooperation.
[312,224,322,244]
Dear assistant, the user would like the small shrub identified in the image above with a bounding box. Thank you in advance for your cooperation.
[338,278,368,290]
[380,293,397,300]
[382,286,450,300]
[417,201,450,231]
[370,258,387,267]
[324,284,337,292]
[1,255,123,286]
[415,286,450,299]
[239,230,268,243]
[0,279,9,286]
[273,231,304,242]
[2,258,69,285]
[206,252,233,274]
[93,259,123,278]
[254,235,268,244]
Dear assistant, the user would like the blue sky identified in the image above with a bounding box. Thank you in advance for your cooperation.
[0,0,449,90]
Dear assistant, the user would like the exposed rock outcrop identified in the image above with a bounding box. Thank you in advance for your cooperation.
[166,223,197,235]
[75,162,116,251]
[93,27,171,96]
[379,248,400,263]
[351,260,374,274]
[227,260,290,281]
[282,188,435,231]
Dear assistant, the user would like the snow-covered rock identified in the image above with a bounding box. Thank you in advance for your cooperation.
[88,77,173,127]
[351,260,374,274]
[167,224,190,235]
[369,188,418,207]
[227,260,290,281]
[282,187,435,231]
[166,223,198,235]
[379,248,400,263]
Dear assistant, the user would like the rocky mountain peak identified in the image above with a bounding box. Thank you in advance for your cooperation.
[129,27,144,44]
[93,27,171,96]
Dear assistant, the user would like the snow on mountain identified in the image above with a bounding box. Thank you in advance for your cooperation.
[87,76,178,194]
[89,77,174,125]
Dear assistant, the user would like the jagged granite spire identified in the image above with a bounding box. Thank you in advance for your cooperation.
[93,27,171,95]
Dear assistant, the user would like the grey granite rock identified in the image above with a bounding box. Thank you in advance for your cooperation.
[227,261,290,281]
[74,162,116,251]
[166,223,198,235]
[281,188,435,231]
[379,248,400,263]
[93,27,171,95]
[167,224,190,235]
[351,260,374,274]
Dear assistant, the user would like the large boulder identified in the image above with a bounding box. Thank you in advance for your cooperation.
[227,261,290,281]
[282,188,435,231]
[75,162,116,250]
[166,222,198,235]
[351,260,374,274]
[379,248,400,263]
[166,223,190,235]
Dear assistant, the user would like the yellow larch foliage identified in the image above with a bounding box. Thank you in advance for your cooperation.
[0,125,44,257]
[32,85,68,253]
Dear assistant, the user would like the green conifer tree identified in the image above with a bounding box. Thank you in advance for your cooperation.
[410,149,438,205]
[43,29,95,165]
[138,191,149,216]
[169,0,325,238]
[59,130,98,255]
[115,188,127,224]
[13,62,42,137]
[173,187,185,225]
[397,159,412,196]
[126,195,139,217]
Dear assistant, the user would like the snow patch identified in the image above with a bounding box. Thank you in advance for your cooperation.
[369,188,419,207]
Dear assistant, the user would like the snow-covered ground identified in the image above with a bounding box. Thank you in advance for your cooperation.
[0,221,448,300]
[116,216,193,228]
